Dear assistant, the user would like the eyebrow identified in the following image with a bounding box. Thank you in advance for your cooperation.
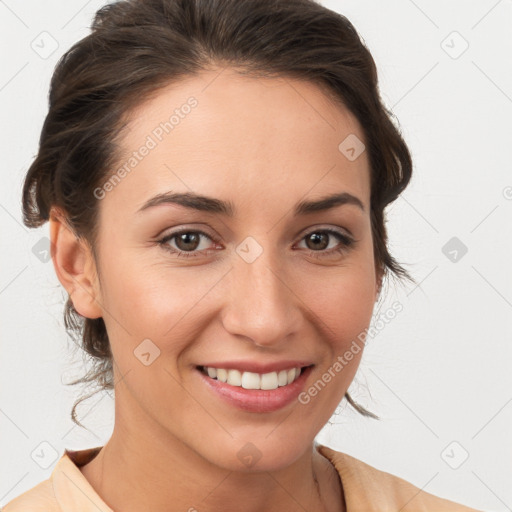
[136,191,365,216]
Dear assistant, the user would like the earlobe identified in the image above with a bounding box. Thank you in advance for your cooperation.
[49,207,103,319]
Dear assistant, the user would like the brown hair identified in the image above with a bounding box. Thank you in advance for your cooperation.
[22,0,415,428]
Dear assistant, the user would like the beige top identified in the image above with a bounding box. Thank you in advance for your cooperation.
[3,443,480,511]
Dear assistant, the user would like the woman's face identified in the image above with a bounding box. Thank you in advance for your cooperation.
[89,68,380,471]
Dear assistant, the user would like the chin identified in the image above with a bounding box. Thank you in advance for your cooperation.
[195,433,313,473]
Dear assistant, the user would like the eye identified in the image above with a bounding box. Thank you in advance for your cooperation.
[296,228,355,258]
[158,229,219,258]
[157,227,355,259]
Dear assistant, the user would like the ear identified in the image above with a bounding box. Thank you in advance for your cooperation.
[49,207,103,319]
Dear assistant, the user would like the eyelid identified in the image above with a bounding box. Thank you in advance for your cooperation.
[156,224,218,240]
[297,223,354,240]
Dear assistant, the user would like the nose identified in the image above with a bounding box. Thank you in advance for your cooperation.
[221,248,304,348]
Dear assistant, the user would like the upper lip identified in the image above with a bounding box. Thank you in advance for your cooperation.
[197,360,314,374]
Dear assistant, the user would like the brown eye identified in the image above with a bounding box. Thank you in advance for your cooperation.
[305,232,330,251]
[158,230,218,258]
[174,232,201,251]
[297,228,355,258]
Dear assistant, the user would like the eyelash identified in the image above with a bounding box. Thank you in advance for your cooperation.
[157,228,355,260]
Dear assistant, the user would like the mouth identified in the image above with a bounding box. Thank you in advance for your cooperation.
[195,364,315,413]
[196,364,313,390]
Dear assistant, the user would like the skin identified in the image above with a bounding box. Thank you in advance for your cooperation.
[50,67,382,512]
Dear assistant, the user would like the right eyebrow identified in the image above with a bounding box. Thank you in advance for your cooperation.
[136,191,235,216]
[135,190,365,216]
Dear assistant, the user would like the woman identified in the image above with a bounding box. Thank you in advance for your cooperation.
[4,0,480,510]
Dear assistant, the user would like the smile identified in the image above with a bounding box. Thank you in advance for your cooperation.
[195,364,315,413]
[198,365,305,390]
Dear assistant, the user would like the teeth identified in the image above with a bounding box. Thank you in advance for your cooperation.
[201,366,303,390]
[228,369,242,386]
[260,372,278,390]
[242,371,261,390]
[278,370,288,386]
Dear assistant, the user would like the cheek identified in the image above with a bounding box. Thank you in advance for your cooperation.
[99,264,203,406]
[296,274,373,422]
[299,262,377,347]
[99,256,222,359]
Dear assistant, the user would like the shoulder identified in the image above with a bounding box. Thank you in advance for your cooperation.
[2,446,107,512]
[2,479,59,512]
[316,444,482,512]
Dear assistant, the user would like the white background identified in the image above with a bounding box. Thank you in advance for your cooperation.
[1,1,511,510]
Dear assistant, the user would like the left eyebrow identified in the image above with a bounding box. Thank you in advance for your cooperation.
[135,191,365,216]
[294,192,365,215]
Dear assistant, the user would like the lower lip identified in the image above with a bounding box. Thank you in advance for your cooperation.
[196,366,314,413]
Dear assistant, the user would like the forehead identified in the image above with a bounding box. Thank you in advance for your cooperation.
[103,68,371,218]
